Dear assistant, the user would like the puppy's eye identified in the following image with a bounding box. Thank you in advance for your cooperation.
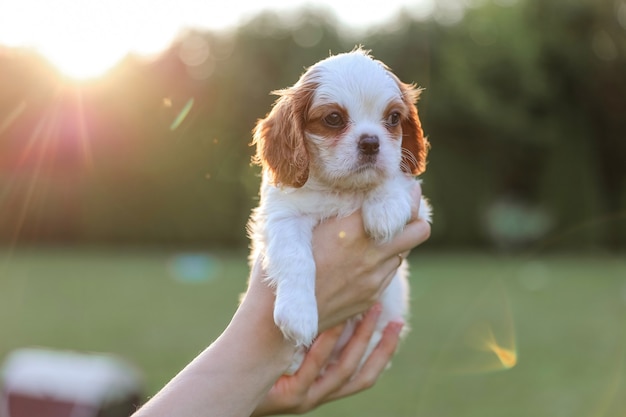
[323,112,345,128]
[386,112,401,127]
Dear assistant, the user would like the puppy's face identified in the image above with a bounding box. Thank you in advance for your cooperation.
[253,49,428,190]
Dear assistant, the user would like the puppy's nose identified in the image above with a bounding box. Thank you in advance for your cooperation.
[358,135,380,155]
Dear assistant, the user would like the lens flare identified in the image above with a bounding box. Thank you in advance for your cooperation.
[486,341,517,369]
[0,88,95,246]
[170,98,194,131]
[0,101,27,135]
[432,279,518,375]
[480,324,517,369]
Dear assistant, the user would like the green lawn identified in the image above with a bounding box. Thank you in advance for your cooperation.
[1,249,625,417]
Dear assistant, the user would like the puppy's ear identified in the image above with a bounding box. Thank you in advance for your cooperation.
[252,81,316,188]
[398,81,429,175]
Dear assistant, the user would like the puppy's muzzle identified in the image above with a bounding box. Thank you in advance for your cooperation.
[358,135,380,155]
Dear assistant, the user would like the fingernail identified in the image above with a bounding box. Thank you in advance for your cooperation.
[388,321,404,334]
[369,303,383,317]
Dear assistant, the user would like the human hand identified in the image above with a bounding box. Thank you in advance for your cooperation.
[244,182,429,415]
[243,183,429,334]
[251,304,404,416]
[313,181,430,331]
[243,181,429,332]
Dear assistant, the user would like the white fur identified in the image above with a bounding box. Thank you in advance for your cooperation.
[248,50,431,372]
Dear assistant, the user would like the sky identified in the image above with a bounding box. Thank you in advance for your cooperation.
[0,0,434,80]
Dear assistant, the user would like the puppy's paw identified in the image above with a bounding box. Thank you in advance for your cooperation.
[285,347,306,375]
[274,295,318,347]
[364,217,400,242]
[363,198,411,242]
[419,196,432,223]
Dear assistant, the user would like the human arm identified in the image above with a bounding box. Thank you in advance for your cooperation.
[132,256,295,417]
[132,184,430,417]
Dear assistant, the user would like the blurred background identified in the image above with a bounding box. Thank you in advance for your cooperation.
[0,0,625,416]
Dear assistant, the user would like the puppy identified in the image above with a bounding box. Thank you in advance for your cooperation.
[248,48,431,372]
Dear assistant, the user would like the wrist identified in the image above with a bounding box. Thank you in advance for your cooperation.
[229,290,297,371]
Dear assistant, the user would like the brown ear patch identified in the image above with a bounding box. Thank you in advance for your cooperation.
[397,80,429,175]
[251,79,318,188]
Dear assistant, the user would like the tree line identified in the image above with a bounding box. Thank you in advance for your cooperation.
[0,0,624,249]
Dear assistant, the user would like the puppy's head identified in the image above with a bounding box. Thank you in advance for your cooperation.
[252,48,428,189]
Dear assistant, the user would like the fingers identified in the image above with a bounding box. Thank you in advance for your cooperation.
[361,217,430,309]
[409,180,423,221]
[295,324,345,385]
[328,321,403,400]
[369,218,430,296]
[307,305,382,401]
[381,217,431,259]
[273,306,403,414]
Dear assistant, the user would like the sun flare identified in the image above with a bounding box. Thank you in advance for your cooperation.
[38,44,127,81]
[0,0,185,80]
[482,326,518,369]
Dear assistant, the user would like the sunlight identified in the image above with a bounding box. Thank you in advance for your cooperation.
[0,101,27,135]
[0,86,96,246]
[38,42,127,81]
[0,0,183,80]
[0,0,431,80]
[8,106,55,244]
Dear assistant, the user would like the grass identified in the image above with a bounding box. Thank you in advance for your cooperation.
[1,248,625,417]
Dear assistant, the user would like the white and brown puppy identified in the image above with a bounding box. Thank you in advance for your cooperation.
[249,48,431,372]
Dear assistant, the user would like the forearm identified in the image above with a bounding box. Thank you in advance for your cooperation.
[134,292,296,417]
[132,200,430,417]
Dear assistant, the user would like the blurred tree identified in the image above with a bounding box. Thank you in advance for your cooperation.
[524,0,626,247]
[1,1,624,249]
